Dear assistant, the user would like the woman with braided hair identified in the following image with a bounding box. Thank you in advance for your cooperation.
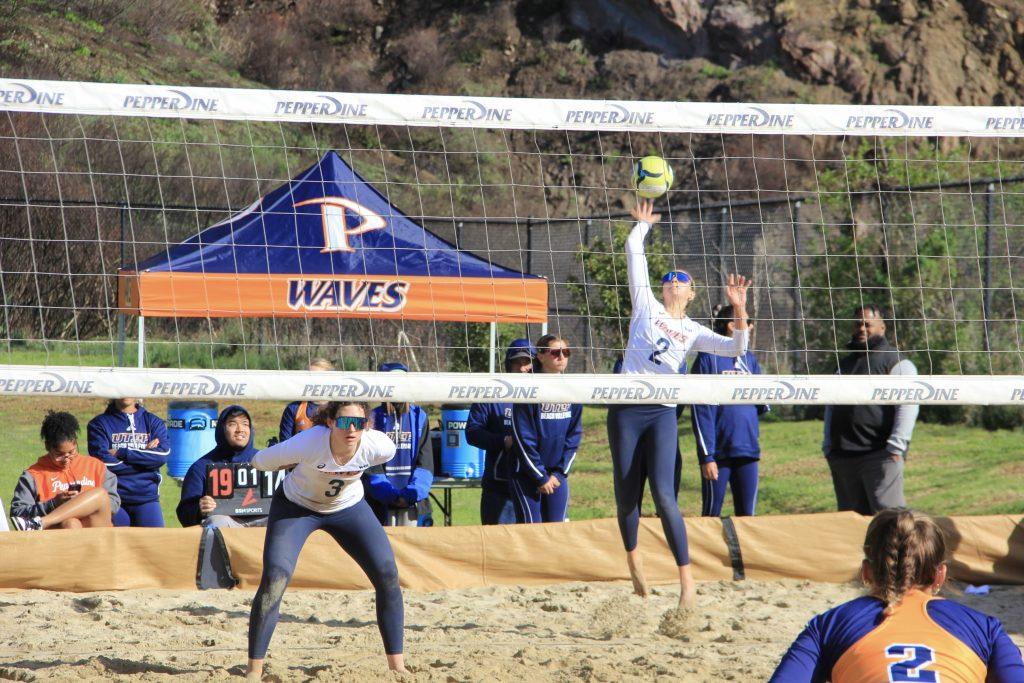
[770,508,1023,682]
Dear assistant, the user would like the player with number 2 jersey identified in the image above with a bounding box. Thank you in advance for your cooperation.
[608,198,752,610]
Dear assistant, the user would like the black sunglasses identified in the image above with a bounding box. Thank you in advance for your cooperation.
[541,348,571,358]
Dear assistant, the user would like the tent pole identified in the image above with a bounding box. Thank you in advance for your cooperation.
[137,315,145,368]
[488,322,496,373]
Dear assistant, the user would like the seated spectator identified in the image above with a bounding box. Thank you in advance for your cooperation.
[87,397,170,527]
[279,358,335,442]
[364,362,433,526]
[10,410,120,531]
[770,508,1024,682]
[467,338,534,525]
[177,405,266,528]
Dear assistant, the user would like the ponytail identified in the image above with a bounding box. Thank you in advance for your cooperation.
[863,508,946,614]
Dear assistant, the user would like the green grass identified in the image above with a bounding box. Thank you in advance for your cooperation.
[2,398,1022,528]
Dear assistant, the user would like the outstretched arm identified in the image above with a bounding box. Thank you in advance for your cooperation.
[625,200,663,313]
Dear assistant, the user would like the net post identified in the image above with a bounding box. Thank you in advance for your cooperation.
[117,201,127,367]
[984,183,995,353]
[489,322,497,373]
[137,316,145,368]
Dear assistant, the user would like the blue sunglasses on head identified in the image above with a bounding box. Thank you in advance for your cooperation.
[334,416,368,430]
[662,271,693,284]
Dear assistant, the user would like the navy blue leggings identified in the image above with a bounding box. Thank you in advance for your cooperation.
[248,490,403,659]
[510,472,569,523]
[113,500,164,527]
[607,404,689,565]
[701,457,759,517]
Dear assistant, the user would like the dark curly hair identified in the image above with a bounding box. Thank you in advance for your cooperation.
[40,410,80,449]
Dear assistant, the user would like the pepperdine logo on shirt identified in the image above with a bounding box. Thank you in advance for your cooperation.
[51,477,95,493]
[447,379,538,401]
[420,100,513,122]
[302,378,395,400]
[122,88,220,112]
[564,103,655,126]
[273,95,368,118]
[844,108,933,131]
[730,381,820,402]
[869,381,959,402]
[0,81,65,107]
[150,374,247,397]
[705,107,794,129]
[0,372,95,395]
[590,379,680,402]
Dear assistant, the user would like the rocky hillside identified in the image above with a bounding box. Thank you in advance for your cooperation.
[3,0,1024,106]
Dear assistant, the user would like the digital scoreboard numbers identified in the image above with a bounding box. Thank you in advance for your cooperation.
[205,463,285,517]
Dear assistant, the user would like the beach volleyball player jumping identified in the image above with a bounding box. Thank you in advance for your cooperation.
[608,199,752,608]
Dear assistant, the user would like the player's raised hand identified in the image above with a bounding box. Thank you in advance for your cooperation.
[725,274,752,308]
[630,199,661,225]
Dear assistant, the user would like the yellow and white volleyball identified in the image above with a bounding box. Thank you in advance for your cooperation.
[631,155,674,199]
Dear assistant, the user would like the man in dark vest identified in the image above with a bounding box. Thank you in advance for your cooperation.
[823,304,919,515]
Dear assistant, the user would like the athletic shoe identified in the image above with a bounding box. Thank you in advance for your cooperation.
[12,516,42,531]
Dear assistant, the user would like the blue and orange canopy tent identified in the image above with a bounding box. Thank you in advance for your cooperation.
[118,151,547,324]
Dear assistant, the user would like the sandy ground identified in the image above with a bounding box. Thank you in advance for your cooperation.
[0,580,1021,682]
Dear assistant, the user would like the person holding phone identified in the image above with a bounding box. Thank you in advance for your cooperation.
[11,411,120,530]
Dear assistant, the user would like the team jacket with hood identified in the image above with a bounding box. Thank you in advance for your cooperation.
[511,402,583,485]
[87,403,170,504]
[690,351,768,463]
[176,405,259,527]
[466,402,513,491]
[10,453,121,519]
[364,404,433,508]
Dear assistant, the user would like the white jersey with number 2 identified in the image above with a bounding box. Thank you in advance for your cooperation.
[622,220,748,376]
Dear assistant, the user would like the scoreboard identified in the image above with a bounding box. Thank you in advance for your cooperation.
[205,463,286,517]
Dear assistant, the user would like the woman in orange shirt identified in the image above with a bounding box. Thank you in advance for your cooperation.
[9,411,120,530]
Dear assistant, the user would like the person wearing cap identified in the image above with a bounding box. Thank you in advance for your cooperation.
[278,358,335,442]
[466,338,535,525]
[608,198,752,609]
[363,362,433,526]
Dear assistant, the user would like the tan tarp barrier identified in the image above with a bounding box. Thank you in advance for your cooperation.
[1,514,1022,592]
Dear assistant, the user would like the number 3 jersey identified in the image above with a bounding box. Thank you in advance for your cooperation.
[622,221,747,381]
[770,589,1024,683]
[252,425,396,513]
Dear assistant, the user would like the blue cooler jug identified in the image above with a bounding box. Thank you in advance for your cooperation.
[440,404,484,478]
[166,401,218,478]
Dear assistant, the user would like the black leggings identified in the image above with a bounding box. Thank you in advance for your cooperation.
[607,404,690,565]
[248,490,404,659]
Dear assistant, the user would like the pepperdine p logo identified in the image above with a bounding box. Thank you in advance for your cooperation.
[564,103,655,126]
[730,381,821,402]
[590,379,680,402]
[274,95,368,118]
[844,108,933,131]
[705,106,795,129]
[420,100,513,122]
[150,374,247,397]
[121,88,219,113]
[870,381,959,402]
[0,81,65,107]
[302,378,396,400]
[0,371,94,395]
[447,379,538,401]
[294,196,386,253]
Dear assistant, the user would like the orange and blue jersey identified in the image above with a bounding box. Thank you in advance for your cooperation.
[770,589,1023,683]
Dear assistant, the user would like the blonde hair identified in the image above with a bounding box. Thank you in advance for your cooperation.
[308,358,335,371]
[863,508,946,614]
